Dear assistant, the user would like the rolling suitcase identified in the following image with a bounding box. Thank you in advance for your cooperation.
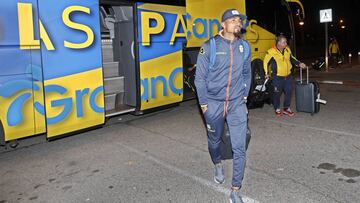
[295,67,326,115]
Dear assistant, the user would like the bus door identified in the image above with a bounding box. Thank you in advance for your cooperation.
[100,3,137,117]
[0,1,46,143]
[38,0,105,138]
[136,3,186,111]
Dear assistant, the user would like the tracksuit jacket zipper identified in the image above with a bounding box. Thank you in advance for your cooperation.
[224,41,233,116]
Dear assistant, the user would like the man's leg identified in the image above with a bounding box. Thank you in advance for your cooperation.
[283,76,293,108]
[226,101,247,189]
[272,77,284,115]
[283,76,295,116]
[203,101,226,183]
[335,54,340,68]
[331,55,337,68]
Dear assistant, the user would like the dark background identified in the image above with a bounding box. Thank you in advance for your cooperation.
[294,0,360,59]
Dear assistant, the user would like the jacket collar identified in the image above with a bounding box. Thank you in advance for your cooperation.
[273,45,289,55]
[218,30,241,43]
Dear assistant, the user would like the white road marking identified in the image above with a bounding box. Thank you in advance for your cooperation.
[319,80,343,84]
[253,116,360,138]
[119,142,260,203]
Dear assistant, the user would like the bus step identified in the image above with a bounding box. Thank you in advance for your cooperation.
[105,92,124,111]
[101,39,114,62]
[105,105,135,117]
[103,62,120,77]
[104,76,124,95]
[101,39,112,45]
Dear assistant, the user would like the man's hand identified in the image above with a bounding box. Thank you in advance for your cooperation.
[200,104,208,113]
[299,63,307,69]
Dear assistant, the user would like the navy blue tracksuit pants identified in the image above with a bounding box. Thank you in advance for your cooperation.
[203,98,247,188]
[272,75,293,109]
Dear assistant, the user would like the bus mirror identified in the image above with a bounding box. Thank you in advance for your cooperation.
[286,0,305,21]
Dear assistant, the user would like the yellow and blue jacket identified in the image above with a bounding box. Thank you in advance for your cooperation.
[263,46,300,77]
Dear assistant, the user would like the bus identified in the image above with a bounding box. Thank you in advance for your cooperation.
[0,0,304,147]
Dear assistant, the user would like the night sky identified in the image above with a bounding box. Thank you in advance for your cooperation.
[294,0,360,58]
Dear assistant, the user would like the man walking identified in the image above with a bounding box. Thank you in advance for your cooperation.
[263,34,306,116]
[195,9,251,203]
[329,38,340,68]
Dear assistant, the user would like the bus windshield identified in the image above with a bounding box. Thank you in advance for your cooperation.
[246,0,293,39]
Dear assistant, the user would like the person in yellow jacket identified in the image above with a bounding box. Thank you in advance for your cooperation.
[329,38,340,68]
[263,34,306,116]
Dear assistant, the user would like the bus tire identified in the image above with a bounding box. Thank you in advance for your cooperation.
[0,120,5,146]
[247,59,266,109]
[250,59,265,94]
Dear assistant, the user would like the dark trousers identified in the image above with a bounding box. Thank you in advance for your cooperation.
[330,54,338,68]
[203,99,247,188]
[272,75,293,109]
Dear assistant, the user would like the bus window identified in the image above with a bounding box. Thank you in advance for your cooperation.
[246,0,276,34]
[275,0,293,39]
[246,0,293,38]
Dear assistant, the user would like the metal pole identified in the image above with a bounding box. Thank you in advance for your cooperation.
[325,22,329,72]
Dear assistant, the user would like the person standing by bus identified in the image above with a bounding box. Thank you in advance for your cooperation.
[329,38,340,68]
[195,9,251,203]
[263,34,307,116]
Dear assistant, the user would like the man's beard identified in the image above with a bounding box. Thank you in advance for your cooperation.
[234,28,246,38]
[234,30,241,38]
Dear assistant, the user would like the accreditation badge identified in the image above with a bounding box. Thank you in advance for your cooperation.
[199,47,205,55]
[239,45,244,53]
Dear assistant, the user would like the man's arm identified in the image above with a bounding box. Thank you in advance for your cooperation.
[194,43,210,112]
[289,49,306,69]
[263,51,272,78]
[243,42,252,98]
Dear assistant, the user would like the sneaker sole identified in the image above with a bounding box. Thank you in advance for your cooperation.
[283,113,295,117]
[229,198,243,203]
[214,177,225,184]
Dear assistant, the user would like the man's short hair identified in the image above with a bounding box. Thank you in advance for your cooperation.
[275,34,287,44]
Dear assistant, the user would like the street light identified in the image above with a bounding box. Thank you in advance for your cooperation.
[341,25,346,29]
[348,53,352,64]
[299,21,304,26]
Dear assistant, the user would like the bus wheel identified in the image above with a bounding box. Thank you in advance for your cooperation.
[250,59,265,93]
[247,59,266,109]
[0,120,5,146]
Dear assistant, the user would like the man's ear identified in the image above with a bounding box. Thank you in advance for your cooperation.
[221,22,225,28]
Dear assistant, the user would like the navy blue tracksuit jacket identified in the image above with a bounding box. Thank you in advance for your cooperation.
[195,35,251,106]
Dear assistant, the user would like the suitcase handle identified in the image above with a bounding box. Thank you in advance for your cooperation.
[300,66,309,84]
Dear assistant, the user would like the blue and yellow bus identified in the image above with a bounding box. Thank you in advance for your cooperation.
[0,0,304,146]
